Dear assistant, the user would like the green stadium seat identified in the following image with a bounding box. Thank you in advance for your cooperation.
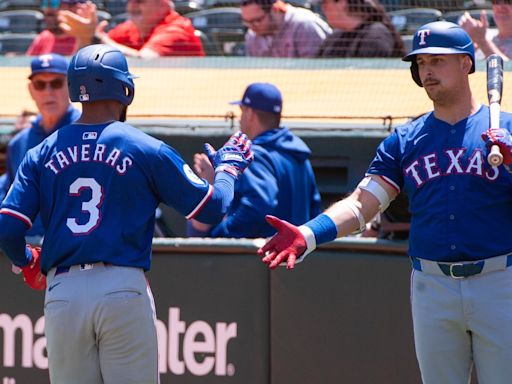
[0,32,36,54]
[389,8,443,34]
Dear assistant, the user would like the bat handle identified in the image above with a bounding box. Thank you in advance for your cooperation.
[488,144,503,166]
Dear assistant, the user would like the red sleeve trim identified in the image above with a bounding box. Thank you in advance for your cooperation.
[0,208,33,228]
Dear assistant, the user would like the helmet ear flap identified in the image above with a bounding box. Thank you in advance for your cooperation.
[410,61,423,87]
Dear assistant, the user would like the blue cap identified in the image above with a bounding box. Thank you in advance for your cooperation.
[230,83,282,114]
[29,54,68,79]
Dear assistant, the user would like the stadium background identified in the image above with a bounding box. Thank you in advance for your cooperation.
[0,0,511,382]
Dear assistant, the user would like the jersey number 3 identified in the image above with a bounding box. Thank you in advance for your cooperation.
[66,177,103,234]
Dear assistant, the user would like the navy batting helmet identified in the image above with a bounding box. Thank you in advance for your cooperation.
[67,44,135,105]
[402,21,475,87]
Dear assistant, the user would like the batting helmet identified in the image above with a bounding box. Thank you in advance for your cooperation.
[402,21,475,87]
[67,44,135,105]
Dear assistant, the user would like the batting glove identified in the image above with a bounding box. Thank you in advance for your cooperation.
[481,128,512,166]
[257,215,308,270]
[21,245,46,291]
[204,131,254,178]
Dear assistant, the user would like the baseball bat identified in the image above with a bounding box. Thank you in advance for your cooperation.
[487,54,504,166]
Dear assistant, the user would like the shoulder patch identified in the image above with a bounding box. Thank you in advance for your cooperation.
[183,164,205,185]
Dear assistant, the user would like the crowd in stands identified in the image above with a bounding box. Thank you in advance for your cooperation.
[0,0,509,59]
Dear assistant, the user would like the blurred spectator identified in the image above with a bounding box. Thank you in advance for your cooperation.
[241,0,331,57]
[58,0,204,58]
[26,0,89,55]
[459,2,511,61]
[188,83,322,238]
[317,0,405,57]
[0,54,80,236]
[14,110,38,132]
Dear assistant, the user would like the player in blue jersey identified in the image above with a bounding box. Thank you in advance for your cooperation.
[0,53,80,237]
[188,82,322,238]
[0,44,253,384]
[257,21,512,384]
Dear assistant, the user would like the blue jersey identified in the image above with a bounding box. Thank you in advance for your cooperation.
[0,121,226,273]
[208,127,321,238]
[0,106,80,236]
[367,105,512,262]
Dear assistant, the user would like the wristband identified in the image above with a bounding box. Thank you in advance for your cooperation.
[302,213,338,246]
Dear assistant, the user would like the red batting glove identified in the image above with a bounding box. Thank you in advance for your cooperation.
[21,245,46,291]
[481,128,512,166]
[257,215,307,270]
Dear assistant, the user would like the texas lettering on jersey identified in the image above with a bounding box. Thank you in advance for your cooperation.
[404,147,499,187]
[44,143,133,176]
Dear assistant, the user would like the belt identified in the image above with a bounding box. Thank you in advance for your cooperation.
[411,254,512,279]
[54,262,110,276]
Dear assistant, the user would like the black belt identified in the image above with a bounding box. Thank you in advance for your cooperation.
[411,255,512,278]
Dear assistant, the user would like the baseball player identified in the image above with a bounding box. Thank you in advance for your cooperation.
[0,44,253,384]
[189,82,322,238]
[258,21,512,384]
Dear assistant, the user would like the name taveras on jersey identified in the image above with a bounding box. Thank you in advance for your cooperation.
[404,148,499,187]
[44,144,133,176]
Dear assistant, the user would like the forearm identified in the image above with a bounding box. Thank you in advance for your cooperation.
[0,214,30,267]
[477,39,510,61]
[192,172,235,224]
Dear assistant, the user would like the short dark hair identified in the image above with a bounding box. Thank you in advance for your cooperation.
[253,109,281,128]
[241,0,276,12]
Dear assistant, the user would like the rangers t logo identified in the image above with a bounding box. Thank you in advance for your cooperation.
[417,29,431,46]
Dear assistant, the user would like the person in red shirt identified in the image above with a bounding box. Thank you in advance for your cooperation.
[59,0,204,58]
[26,0,89,56]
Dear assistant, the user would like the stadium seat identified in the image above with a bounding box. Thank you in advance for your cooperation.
[187,7,244,30]
[96,9,112,24]
[0,33,37,54]
[0,9,43,34]
[195,29,222,55]
[175,0,203,15]
[0,0,39,11]
[107,11,128,30]
[187,7,246,55]
[443,9,496,28]
[389,8,443,34]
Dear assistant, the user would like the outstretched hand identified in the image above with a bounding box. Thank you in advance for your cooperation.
[205,131,254,178]
[257,215,307,270]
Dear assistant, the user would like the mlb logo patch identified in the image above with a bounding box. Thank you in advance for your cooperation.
[83,132,97,140]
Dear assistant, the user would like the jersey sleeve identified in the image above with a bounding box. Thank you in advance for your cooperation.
[0,147,41,228]
[151,143,213,218]
[366,130,403,192]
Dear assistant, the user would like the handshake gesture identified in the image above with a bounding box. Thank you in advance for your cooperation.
[482,127,512,167]
[205,131,254,178]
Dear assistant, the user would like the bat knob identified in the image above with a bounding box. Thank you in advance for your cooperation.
[488,144,503,167]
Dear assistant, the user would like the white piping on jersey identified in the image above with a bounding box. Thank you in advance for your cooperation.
[0,208,33,228]
[185,185,214,220]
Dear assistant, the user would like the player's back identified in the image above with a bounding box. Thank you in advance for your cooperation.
[31,121,191,273]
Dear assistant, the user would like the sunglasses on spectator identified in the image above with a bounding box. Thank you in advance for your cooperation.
[32,78,65,91]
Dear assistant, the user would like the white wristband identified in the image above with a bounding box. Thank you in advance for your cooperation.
[357,176,392,213]
[277,225,316,267]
